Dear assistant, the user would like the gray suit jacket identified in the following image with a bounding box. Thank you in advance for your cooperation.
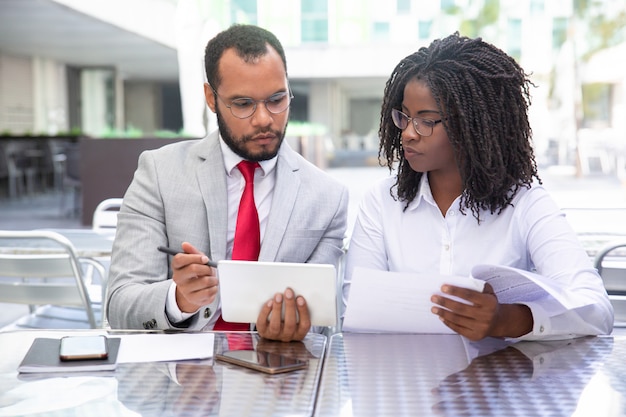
[106,131,348,330]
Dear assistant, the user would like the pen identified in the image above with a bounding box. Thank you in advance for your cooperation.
[157,246,218,268]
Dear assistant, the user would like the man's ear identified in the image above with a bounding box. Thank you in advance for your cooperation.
[204,83,216,113]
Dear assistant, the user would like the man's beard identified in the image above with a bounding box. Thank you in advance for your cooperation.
[216,107,287,162]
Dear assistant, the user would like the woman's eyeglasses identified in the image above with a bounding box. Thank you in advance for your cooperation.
[391,108,442,137]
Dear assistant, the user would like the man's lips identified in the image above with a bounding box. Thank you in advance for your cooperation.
[251,133,276,143]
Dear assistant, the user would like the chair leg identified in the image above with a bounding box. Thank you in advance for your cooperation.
[9,174,24,199]
[25,168,37,195]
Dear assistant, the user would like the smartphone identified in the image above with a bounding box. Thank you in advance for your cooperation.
[215,350,308,374]
[59,335,109,361]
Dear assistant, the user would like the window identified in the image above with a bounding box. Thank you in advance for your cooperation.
[507,18,522,61]
[418,20,432,40]
[441,0,456,11]
[529,0,544,15]
[301,0,328,42]
[397,0,411,14]
[552,17,568,50]
[231,0,257,24]
[372,22,390,41]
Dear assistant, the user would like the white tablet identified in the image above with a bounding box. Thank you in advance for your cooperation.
[217,260,338,327]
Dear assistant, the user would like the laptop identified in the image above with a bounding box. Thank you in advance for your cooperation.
[217,260,338,327]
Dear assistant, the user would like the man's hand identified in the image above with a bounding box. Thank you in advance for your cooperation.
[171,242,218,313]
[430,283,533,340]
[255,288,311,342]
[174,364,219,415]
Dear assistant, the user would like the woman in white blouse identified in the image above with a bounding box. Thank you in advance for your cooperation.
[343,33,613,341]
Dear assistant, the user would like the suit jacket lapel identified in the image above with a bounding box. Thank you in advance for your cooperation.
[260,143,300,261]
[195,132,228,261]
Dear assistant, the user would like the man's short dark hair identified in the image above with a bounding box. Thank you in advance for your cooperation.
[204,24,287,89]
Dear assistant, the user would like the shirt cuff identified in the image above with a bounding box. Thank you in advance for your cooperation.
[510,301,550,341]
[165,281,198,323]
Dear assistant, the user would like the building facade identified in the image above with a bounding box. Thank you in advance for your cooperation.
[0,0,623,169]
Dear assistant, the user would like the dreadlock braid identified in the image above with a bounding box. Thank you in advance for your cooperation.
[378,32,541,222]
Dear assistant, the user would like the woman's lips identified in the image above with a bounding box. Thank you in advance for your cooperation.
[403,146,422,157]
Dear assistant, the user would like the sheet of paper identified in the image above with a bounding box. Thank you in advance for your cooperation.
[116,333,215,364]
[342,267,484,334]
[470,264,595,316]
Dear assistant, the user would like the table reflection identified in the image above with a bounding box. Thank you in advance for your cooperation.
[116,362,219,417]
[316,333,619,417]
[0,331,326,417]
[432,336,613,416]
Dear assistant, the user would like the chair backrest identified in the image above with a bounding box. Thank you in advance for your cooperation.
[593,240,626,327]
[92,198,123,231]
[594,241,626,293]
[0,230,98,328]
[63,142,81,181]
[0,142,9,178]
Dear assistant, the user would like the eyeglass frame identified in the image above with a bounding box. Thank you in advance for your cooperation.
[391,108,442,137]
[210,84,294,119]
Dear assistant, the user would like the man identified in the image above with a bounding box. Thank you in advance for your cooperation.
[106,24,348,342]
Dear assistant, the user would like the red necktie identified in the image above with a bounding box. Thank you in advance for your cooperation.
[231,161,261,261]
[214,160,260,335]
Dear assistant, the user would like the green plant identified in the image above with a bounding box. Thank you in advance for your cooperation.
[153,129,179,138]
[99,126,144,138]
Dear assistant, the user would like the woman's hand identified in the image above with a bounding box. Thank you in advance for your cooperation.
[431,283,533,340]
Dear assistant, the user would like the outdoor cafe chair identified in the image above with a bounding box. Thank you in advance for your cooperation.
[594,240,626,328]
[92,197,123,232]
[0,230,107,330]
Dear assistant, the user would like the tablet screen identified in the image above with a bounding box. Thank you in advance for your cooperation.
[217,261,338,327]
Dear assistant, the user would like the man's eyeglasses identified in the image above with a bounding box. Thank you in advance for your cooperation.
[391,108,442,137]
[211,86,293,119]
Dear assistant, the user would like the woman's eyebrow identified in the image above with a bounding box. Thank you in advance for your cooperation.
[400,104,439,116]
[416,109,440,116]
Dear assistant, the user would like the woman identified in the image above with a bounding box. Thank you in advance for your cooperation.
[343,33,613,341]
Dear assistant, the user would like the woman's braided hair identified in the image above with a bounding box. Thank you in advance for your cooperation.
[379,32,541,222]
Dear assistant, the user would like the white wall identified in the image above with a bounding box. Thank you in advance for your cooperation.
[80,69,112,137]
[33,57,68,135]
[0,53,34,134]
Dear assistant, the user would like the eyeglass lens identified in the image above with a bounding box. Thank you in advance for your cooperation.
[391,109,437,136]
[229,92,291,119]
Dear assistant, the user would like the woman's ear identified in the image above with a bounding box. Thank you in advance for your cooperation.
[204,83,216,113]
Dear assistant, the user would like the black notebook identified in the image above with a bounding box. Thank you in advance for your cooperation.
[18,337,121,374]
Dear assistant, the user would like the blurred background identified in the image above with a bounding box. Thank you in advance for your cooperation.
[0,0,625,228]
[1,0,626,331]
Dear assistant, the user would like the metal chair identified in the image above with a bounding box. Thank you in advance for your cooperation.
[593,240,626,328]
[88,198,123,308]
[60,142,81,217]
[92,198,123,231]
[0,230,107,330]
[0,141,36,199]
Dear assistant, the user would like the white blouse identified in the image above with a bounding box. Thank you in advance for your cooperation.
[343,174,613,340]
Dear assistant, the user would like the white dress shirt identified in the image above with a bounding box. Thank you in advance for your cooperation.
[343,174,613,340]
[166,136,277,323]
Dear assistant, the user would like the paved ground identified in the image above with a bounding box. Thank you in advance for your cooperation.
[1,165,626,330]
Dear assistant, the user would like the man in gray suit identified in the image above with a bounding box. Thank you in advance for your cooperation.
[106,24,348,342]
